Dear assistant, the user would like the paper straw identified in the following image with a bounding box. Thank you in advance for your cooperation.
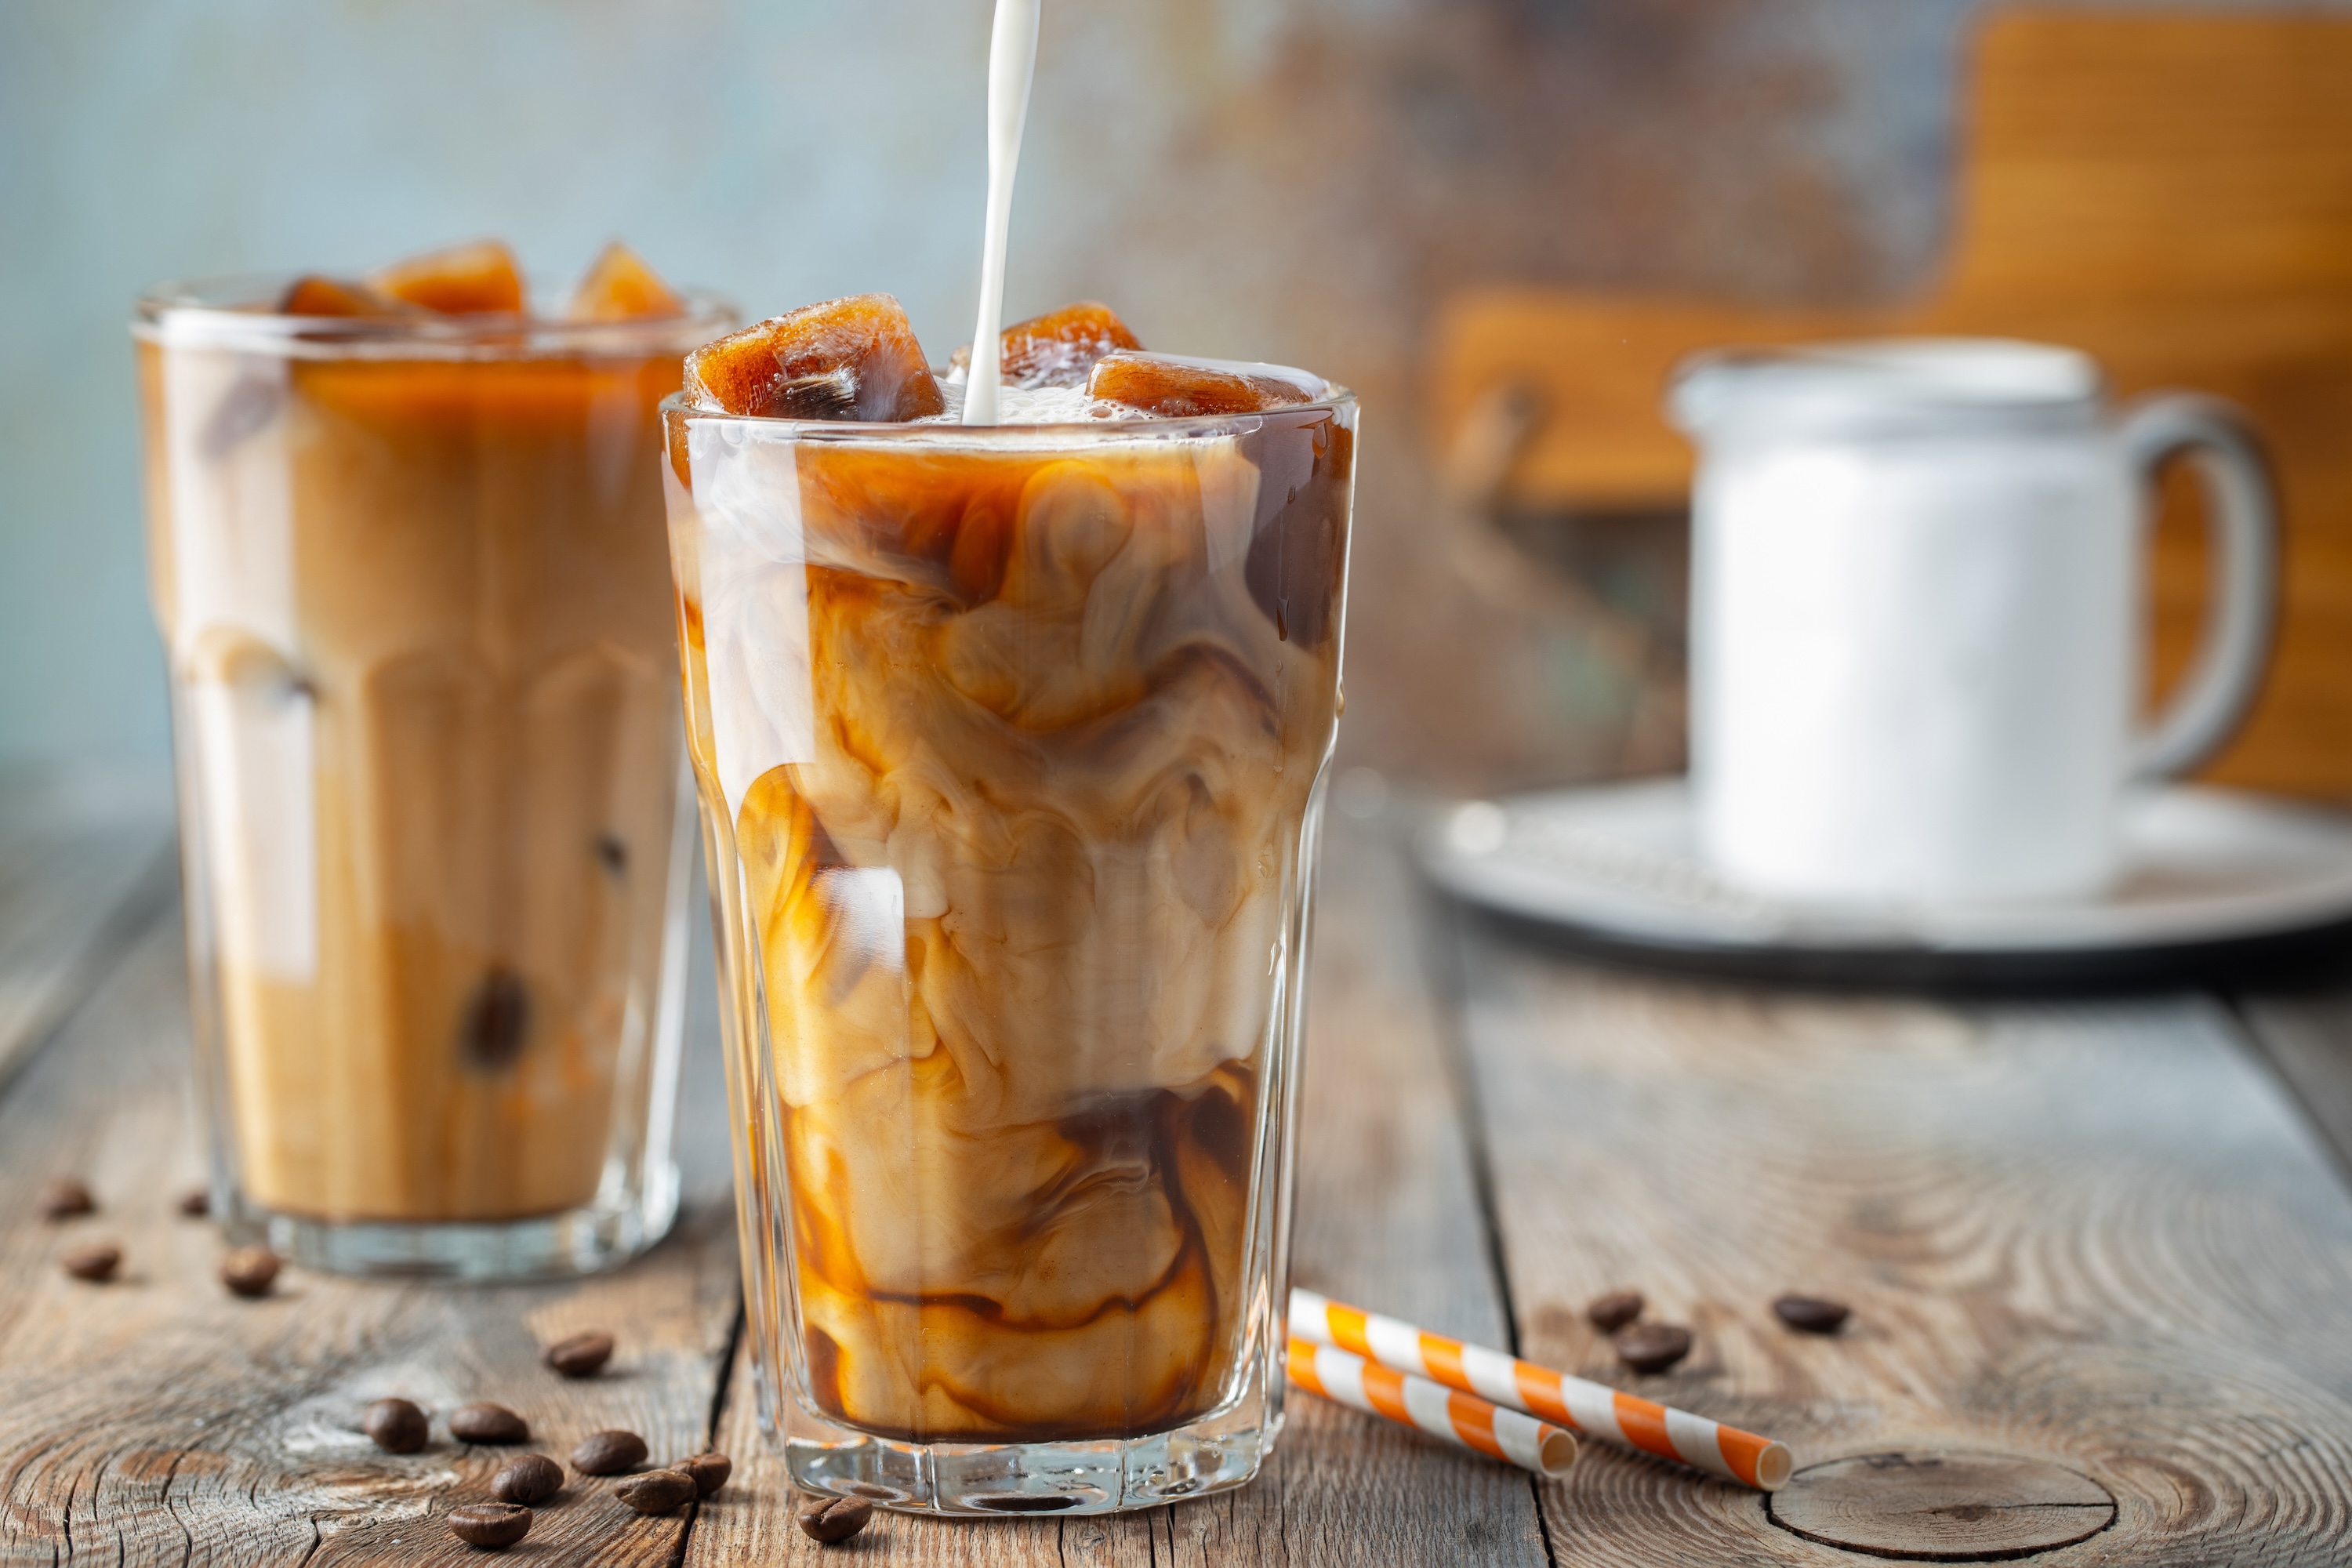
[1290,1288,1792,1490]
[1287,1338,1579,1478]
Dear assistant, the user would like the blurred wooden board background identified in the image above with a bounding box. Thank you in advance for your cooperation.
[1430,9,2352,797]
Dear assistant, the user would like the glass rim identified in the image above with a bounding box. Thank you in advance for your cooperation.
[132,271,738,361]
[657,381,1358,443]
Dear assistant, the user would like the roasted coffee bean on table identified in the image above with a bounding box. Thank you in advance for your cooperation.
[362,1397,430,1454]
[572,1428,648,1475]
[1773,1294,1853,1334]
[615,1468,697,1515]
[449,1402,529,1443]
[543,1329,615,1378]
[797,1494,875,1545]
[448,1501,533,1549]
[678,1451,733,1497]
[1585,1289,1644,1333]
[492,1453,564,1505]
[38,1178,94,1221]
[59,1243,120,1282]
[177,1186,210,1217]
[1613,1323,1695,1374]
[217,1246,281,1298]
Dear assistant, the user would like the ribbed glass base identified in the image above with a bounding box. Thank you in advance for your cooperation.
[219,1161,681,1282]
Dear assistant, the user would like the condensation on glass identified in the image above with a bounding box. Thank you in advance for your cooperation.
[663,392,1356,1514]
[133,280,734,1279]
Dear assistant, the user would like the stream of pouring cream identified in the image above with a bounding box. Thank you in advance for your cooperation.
[961,0,1041,426]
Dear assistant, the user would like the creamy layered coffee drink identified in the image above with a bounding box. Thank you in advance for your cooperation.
[137,242,728,1256]
[667,296,1353,1446]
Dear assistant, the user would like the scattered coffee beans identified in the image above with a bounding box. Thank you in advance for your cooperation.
[449,1402,529,1443]
[38,1178,95,1221]
[218,1247,281,1298]
[572,1428,648,1475]
[797,1494,874,1545]
[1585,1289,1644,1334]
[1613,1323,1694,1374]
[492,1453,564,1506]
[177,1187,210,1218]
[1773,1294,1852,1334]
[678,1451,733,1498]
[448,1501,532,1549]
[60,1243,120,1282]
[363,1397,430,1454]
[543,1329,615,1378]
[616,1468,697,1515]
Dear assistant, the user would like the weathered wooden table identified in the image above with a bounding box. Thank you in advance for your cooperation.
[6,763,2352,1564]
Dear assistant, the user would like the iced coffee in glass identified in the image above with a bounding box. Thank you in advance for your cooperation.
[665,296,1354,1512]
[135,241,733,1278]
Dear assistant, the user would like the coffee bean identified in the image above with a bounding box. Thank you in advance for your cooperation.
[543,1329,615,1378]
[1585,1289,1644,1334]
[218,1247,281,1298]
[492,1453,564,1505]
[1773,1294,1853,1334]
[1614,1323,1694,1374]
[38,1178,95,1221]
[678,1451,733,1497]
[362,1397,430,1454]
[571,1428,647,1475]
[615,1468,697,1515]
[450,1403,529,1444]
[448,1501,532,1549]
[60,1243,120,1282]
[177,1186,211,1218]
[797,1494,874,1544]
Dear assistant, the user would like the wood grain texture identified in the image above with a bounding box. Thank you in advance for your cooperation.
[684,810,1552,1566]
[0,902,743,1566]
[1425,10,2352,797]
[1450,927,2352,1565]
[0,764,175,1093]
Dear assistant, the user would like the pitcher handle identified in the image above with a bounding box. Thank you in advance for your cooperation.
[2122,393,2280,779]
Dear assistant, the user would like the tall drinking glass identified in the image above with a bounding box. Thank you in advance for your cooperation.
[663,388,1356,1513]
[135,279,734,1279]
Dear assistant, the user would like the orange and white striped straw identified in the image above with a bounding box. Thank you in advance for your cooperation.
[1286,1338,1579,1477]
[1290,1288,1792,1490]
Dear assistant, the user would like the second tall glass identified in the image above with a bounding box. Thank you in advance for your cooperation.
[665,390,1356,1513]
[136,279,734,1279]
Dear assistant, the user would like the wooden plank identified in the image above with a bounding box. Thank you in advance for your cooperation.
[686,807,1551,1565]
[0,897,743,1565]
[1453,929,2352,1565]
[0,764,176,1093]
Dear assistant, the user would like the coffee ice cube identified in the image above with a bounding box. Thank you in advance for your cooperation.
[567,241,684,321]
[368,239,527,315]
[684,294,946,421]
[275,276,416,317]
[1087,352,1317,417]
[950,301,1142,389]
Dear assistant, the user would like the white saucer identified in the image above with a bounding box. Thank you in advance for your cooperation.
[1417,779,2352,971]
